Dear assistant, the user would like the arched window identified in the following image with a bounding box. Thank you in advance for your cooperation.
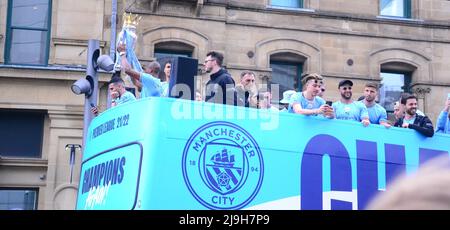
[269,52,305,104]
[154,41,194,59]
[379,62,415,116]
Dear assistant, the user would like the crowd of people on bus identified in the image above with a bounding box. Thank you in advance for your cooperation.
[94,46,449,137]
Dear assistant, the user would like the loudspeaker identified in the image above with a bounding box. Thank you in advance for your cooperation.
[157,56,198,100]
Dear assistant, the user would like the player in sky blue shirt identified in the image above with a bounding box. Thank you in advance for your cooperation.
[140,71,162,97]
[436,97,450,134]
[360,82,391,128]
[290,73,334,118]
[108,77,136,106]
[119,43,163,98]
[114,90,136,106]
[333,80,370,126]
[90,76,136,116]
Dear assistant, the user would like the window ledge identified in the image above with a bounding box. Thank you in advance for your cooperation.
[53,38,106,48]
[266,5,315,13]
[0,64,86,72]
[0,64,112,73]
[0,64,113,82]
[376,15,424,23]
[0,157,48,168]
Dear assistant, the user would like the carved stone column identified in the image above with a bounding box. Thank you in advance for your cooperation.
[411,86,431,113]
[150,0,160,12]
[196,0,204,16]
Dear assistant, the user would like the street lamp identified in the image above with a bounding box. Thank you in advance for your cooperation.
[65,144,82,184]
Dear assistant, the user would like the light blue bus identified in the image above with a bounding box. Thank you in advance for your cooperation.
[76,97,450,210]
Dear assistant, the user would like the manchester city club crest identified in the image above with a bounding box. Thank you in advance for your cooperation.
[182,121,264,210]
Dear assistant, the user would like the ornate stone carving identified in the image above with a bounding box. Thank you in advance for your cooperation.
[411,86,431,99]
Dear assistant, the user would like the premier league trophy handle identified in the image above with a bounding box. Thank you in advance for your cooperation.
[114,12,142,90]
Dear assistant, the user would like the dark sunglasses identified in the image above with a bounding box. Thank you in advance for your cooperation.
[342,87,352,90]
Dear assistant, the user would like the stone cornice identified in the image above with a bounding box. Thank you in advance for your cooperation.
[0,65,112,83]
[129,3,450,44]
[132,1,450,29]
[0,102,84,113]
[52,38,107,48]
[410,82,450,88]
[0,157,48,168]
[228,4,450,29]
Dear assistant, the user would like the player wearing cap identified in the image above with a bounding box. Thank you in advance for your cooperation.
[332,79,370,126]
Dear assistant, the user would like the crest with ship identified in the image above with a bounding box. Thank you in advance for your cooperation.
[202,143,246,194]
[211,148,235,168]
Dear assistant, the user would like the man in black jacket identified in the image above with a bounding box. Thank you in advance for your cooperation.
[203,51,238,105]
[394,94,434,137]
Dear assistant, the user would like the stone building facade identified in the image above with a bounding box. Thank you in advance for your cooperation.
[0,0,113,210]
[0,0,449,209]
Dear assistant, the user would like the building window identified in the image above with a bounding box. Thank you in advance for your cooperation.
[379,71,412,116]
[154,49,192,59]
[380,0,411,18]
[0,109,45,158]
[270,0,303,8]
[4,0,52,65]
[154,41,193,59]
[269,53,304,104]
[0,188,38,210]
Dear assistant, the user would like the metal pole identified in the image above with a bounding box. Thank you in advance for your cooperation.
[66,144,81,184]
[109,0,117,60]
[108,0,118,109]
[69,147,75,184]
[83,40,100,152]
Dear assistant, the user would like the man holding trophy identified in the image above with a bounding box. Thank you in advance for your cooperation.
[115,13,163,98]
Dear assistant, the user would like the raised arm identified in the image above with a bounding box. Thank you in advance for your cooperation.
[436,100,449,133]
[117,43,141,82]
[435,111,448,133]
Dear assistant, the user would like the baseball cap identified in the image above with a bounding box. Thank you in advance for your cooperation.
[338,79,353,88]
[280,90,296,104]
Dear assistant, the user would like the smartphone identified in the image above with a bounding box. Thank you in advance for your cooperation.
[326,101,332,106]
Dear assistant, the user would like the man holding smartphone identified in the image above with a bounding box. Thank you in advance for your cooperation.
[91,77,136,116]
[436,93,450,134]
[289,73,334,118]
